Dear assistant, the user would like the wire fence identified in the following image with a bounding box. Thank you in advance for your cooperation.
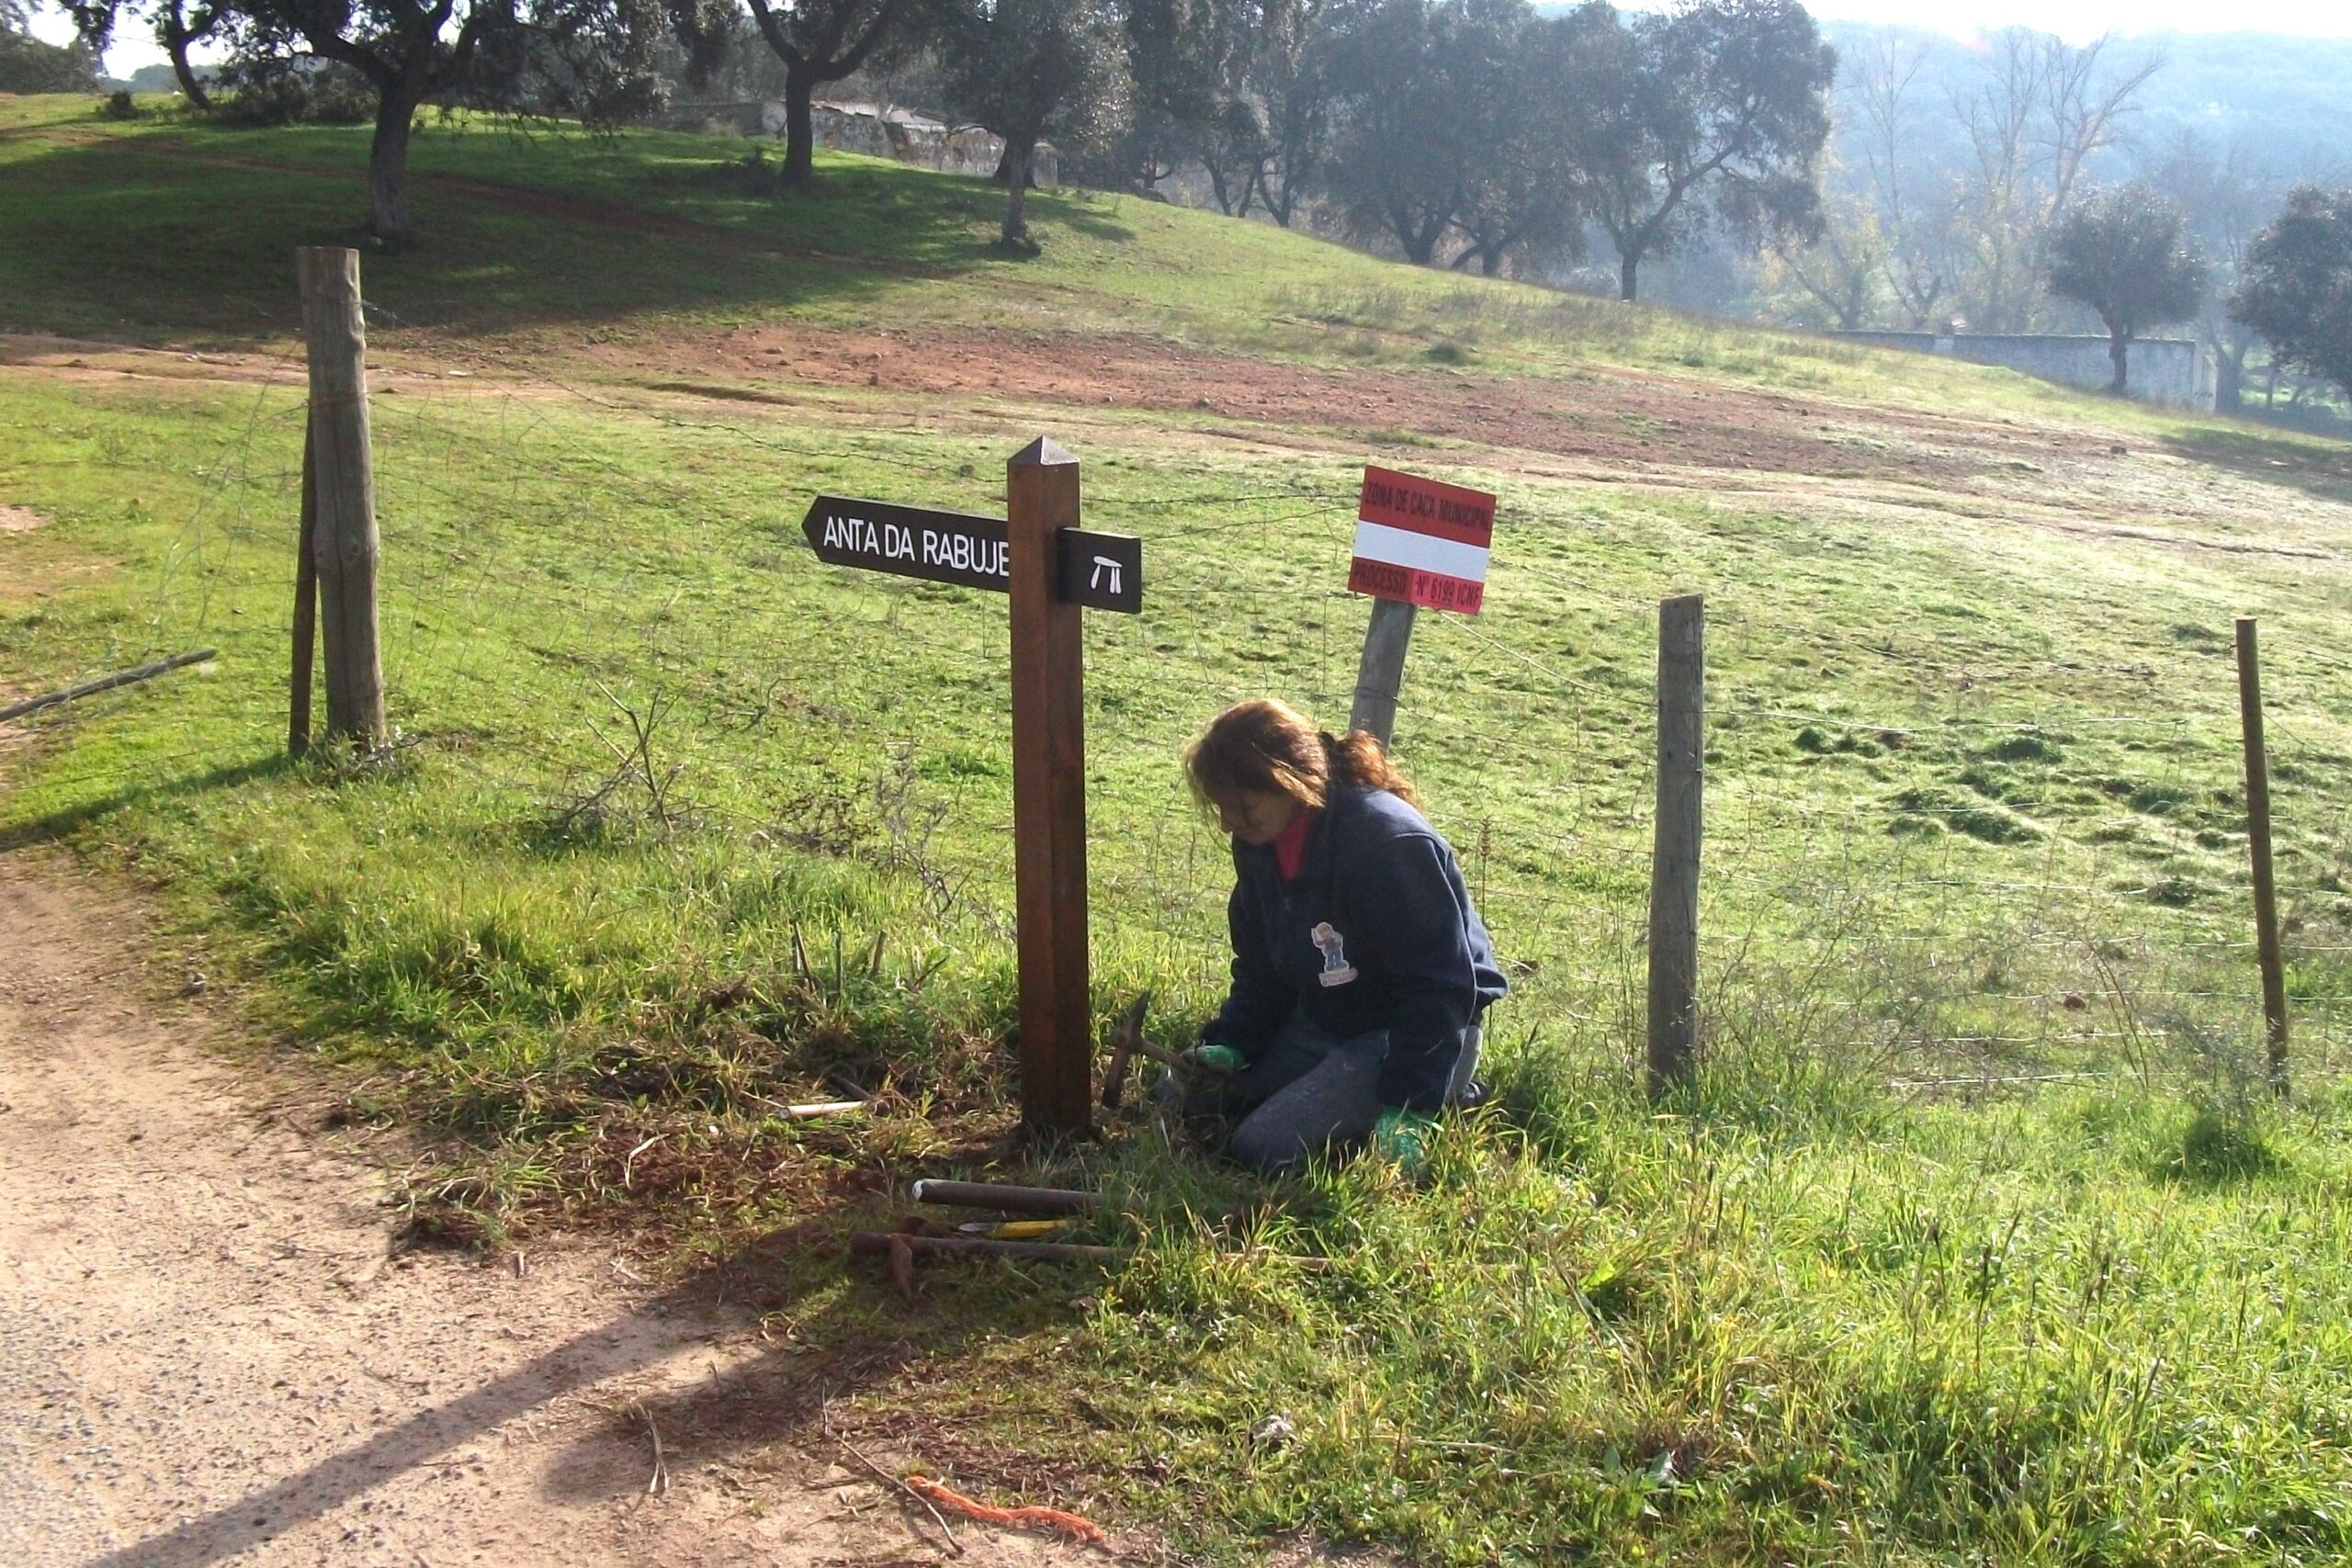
[6,310,2346,1104]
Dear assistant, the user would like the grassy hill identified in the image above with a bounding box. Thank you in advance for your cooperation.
[9,91,2352,1562]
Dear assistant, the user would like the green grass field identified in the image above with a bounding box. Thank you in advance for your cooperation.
[9,90,2352,1562]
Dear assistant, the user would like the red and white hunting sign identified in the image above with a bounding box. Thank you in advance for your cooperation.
[1346,466,1497,615]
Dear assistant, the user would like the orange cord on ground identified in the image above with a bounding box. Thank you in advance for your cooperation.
[905,1473,1110,1547]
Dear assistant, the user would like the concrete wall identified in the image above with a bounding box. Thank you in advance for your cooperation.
[1835,331,2216,412]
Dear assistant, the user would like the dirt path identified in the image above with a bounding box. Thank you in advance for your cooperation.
[0,854,1087,1567]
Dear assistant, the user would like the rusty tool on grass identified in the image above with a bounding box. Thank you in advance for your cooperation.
[1099,990,1194,1110]
[851,1231,1124,1265]
[909,1179,1105,1215]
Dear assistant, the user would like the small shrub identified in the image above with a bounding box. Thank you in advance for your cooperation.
[1947,802,2040,843]
[99,89,139,121]
[1987,732,2064,763]
[2129,781,2194,816]
[210,60,375,127]
[1888,784,2041,843]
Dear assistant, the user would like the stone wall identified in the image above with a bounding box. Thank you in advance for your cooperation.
[662,99,1057,186]
[1835,331,2216,412]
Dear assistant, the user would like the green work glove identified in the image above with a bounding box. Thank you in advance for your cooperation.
[1183,1040,1249,1075]
[1372,1107,1438,1171]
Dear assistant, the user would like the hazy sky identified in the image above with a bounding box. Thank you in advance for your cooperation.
[36,0,2352,76]
[1781,0,2351,39]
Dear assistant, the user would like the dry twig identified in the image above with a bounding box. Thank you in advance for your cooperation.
[629,1401,669,1496]
[821,1394,962,1555]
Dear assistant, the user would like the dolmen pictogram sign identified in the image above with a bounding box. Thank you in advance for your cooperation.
[1347,465,1497,615]
[800,441,1139,1139]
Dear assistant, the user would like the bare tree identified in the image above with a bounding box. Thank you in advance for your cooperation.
[1769,186,1886,329]
[2039,31,2161,216]
[1950,28,2162,332]
[1852,31,1957,327]
[1951,29,2044,329]
[2148,129,2288,411]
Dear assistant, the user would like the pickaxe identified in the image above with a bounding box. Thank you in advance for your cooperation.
[1100,989,1184,1110]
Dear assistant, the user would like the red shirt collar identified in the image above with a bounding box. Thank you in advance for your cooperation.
[1272,807,1319,883]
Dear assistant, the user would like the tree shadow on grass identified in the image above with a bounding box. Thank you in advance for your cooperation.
[0,125,1129,350]
[2157,424,2352,512]
[0,750,294,851]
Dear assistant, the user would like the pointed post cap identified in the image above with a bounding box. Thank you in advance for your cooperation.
[1009,435,1077,467]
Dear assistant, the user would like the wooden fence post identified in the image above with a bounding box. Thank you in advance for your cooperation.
[1349,597,1417,749]
[1647,593,1704,1097]
[2236,616,2290,1095]
[288,423,317,757]
[1006,437,1092,1137]
[296,246,387,746]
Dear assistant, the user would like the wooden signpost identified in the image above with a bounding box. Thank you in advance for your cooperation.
[800,442,1142,1137]
[1345,465,1498,747]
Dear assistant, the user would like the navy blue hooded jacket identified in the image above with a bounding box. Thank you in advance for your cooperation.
[1204,785,1508,1112]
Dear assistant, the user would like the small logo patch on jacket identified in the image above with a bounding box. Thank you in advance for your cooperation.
[1311,922,1358,987]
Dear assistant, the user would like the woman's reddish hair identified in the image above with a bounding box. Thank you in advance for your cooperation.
[1183,698,1419,813]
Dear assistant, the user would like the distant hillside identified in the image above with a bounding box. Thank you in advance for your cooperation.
[1818,21,2352,182]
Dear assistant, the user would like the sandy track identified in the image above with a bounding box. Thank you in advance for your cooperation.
[0,854,1085,1567]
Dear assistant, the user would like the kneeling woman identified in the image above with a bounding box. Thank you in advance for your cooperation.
[1176,698,1507,1172]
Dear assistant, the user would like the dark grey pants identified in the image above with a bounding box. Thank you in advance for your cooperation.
[1170,1013,1483,1173]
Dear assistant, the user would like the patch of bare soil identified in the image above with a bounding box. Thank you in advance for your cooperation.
[26,323,2335,559]
[594,321,2051,486]
[0,853,1102,1567]
[0,505,46,532]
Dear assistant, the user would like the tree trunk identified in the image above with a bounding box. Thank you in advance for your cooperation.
[992,144,1040,188]
[783,65,816,192]
[1204,158,1234,214]
[365,82,424,246]
[1480,246,1502,277]
[1001,140,1034,247]
[1619,249,1640,302]
[164,4,209,108]
[2218,343,2245,412]
[1398,214,1439,266]
[2109,330,2129,394]
[1261,170,1292,227]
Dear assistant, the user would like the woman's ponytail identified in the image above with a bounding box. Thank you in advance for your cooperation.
[1321,728,1419,807]
[1186,699,1419,812]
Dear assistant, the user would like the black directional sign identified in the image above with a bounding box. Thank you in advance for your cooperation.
[1059,529,1142,614]
[801,495,1142,613]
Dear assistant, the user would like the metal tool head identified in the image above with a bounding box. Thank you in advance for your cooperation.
[1099,989,1155,1110]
